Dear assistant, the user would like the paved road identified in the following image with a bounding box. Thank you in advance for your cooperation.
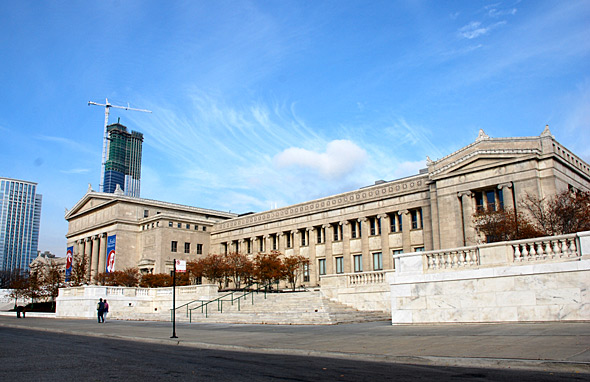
[1,326,587,382]
[0,315,589,380]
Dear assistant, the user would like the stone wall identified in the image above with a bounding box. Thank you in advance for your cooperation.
[320,271,391,312]
[388,231,590,324]
[56,284,219,320]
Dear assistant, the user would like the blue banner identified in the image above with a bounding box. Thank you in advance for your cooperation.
[65,246,73,281]
[106,235,116,273]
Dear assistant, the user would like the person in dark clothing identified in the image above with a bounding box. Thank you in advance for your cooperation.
[97,298,105,323]
[16,305,25,318]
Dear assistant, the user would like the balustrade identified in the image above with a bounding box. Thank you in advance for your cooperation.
[425,247,479,270]
[512,235,579,262]
[347,271,386,286]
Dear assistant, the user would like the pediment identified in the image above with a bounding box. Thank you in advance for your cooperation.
[66,192,115,219]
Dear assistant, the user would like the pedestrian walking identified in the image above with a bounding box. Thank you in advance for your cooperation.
[16,305,25,318]
[97,298,105,323]
[103,299,109,322]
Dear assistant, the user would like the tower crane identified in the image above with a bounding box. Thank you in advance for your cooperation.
[88,98,152,192]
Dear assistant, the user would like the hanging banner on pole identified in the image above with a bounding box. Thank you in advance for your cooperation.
[106,235,116,273]
[175,259,186,273]
[65,246,73,281]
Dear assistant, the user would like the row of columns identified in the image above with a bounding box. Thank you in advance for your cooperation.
[75,233,107,284]
[221,210,422,279]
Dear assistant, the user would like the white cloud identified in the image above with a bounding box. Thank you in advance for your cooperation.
[60,168,90,174]
[459,21,489,39]
[274,140,367,180]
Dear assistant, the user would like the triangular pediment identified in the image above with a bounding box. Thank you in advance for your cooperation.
[65,192,115,219]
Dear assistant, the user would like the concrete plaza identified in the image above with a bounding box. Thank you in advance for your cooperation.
[0,314,588,374]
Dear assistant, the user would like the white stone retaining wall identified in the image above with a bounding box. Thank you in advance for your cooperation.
[56,284,219,319]
[320,271,392,312]
[388,231,590,324]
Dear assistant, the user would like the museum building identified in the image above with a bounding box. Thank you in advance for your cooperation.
[65,127,590,285]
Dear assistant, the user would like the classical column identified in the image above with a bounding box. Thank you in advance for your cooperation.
[277,233,284,253]
[358,217,369,271]
[84,237,92,282]
[399,210,412,253]
[341,221,351,272]
[98,233,107,276]
[91,235,100,284]
[458,191,473,246]
[378,214,391,270]
[498,183,514,210]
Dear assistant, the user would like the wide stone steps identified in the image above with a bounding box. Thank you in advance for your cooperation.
[163,290,390,325]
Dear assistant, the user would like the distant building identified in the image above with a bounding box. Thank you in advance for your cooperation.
[0,177,42,274]
[102,122,143,198]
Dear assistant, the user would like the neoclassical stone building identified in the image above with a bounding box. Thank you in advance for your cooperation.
[66,127,590,285]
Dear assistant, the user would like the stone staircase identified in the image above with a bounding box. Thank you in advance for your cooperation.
[166,290,390,325]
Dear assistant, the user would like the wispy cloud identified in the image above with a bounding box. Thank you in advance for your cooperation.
[458,20,506,39]
[60,168,90,174]
[35,135,94,154]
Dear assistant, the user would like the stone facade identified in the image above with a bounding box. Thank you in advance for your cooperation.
[65,128,590,287]
[65,188,237,279]
[210,128,590,285]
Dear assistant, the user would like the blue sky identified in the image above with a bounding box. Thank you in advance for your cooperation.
[1,1,589,257]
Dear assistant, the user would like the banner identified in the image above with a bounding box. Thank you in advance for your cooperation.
[106,235,116,273]
[65,246,73,281]
[175,259,187,272]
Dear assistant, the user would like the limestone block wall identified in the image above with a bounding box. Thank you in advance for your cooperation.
[320,271,391,312]
[389,231,590,324]
[56,284,219,320]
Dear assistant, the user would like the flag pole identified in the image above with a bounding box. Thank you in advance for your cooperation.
[171,259,178,338]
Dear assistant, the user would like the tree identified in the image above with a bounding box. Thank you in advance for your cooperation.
[69,251,89,286]
[43,260,64,309]
[473,208,542,243]
[283,255,309,291]
[225,252,254,289]
[8,270,28,307]
[200,254,229,289]
[253,251,285,286]
[95,268,140,287]
[187,259,204,285]
[521,190,590,236]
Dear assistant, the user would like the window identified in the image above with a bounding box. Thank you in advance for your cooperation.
[285,232,292,248]
[332,223,342,241]
[184,242,190,254]
[389,213,402,232]
[202,226,207,231]
[177,223,181,228]
[171,241,178,252]
[194,225,199,230]
[186,224,190,229]
[410,208,423,229]
[392,249,403,255]
[168,221,173,227]
[350,221,358,239]
[474,188,504,212]
[247,239,252,254]
[143,209,149,218]
[196,244,203,255]
[194,276,202,285]
[303,263,310,282]
[272,234,278,250]
[353,254,363,272]
[414,247,425,252]
[369,217,381,236]
[316,226,324,244]
[318,259,326,276]
[373,252,383,271]
[335,257,344,274]
[258,236,264,252]
[300,229,307,246]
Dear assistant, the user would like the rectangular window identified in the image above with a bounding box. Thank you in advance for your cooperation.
[303,263,310,282]
[285,232,292,248]
[169,221,173,227]
[318,259,326,276]
[350,221,357,239]
[194,225,199,230]
[202,226,207,231]
[300,229,307,246]
[415,247,425,252]
[332,223,341,241]
[272,234,278,250]
[184,242,190,254]
[335,257,344,274]
[247,239,252,254]
[143,209,149,218]
[177,223,181,228]
[369,217,381,236]
[410,209,422,229]
[196,244,203,255]
[258,236,264,252]
[389,213,402,232]
[353,254,363,272]
[373,252,383,271]
[392,249,403,255]
[316,226,323,244]
[186,224,190,229]
[171,241,177,252]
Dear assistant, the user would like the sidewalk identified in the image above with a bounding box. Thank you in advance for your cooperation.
[0,315,588,373]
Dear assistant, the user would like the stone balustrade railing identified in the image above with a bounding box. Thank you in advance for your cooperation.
[424,246,479,270]
[347,271,387,286]
[512,234,579,262]
[421,233,583,273]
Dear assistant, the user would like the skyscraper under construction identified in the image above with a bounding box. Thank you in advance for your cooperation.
[103,121,143,198]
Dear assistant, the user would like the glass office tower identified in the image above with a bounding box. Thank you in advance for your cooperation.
[102,122,143,197]
[0,178,42,274]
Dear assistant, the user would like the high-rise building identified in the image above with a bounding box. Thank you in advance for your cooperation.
[102,122,143,198]
[0,177,42,274]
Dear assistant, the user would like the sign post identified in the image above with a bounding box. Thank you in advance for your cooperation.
[170,259,186,339]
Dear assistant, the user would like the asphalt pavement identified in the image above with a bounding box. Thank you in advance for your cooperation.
[0,314,588,374]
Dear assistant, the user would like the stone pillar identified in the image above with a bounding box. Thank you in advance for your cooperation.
[358,217,370,271]
[323,224,333,274]
[277,233,284,253]
[84,237,92,282]
[264,234,270,253]
[378,214,391,270]
[498,183,514,210]
[91,235,99,284]
[458,191,473,246]
[98,233,107,276]
[400,210,412,253]
[341,221,351,272]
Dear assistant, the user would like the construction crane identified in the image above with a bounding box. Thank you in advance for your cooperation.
[88,98,152,192]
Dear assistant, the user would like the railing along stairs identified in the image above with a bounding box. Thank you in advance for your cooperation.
[171,282,278,323]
